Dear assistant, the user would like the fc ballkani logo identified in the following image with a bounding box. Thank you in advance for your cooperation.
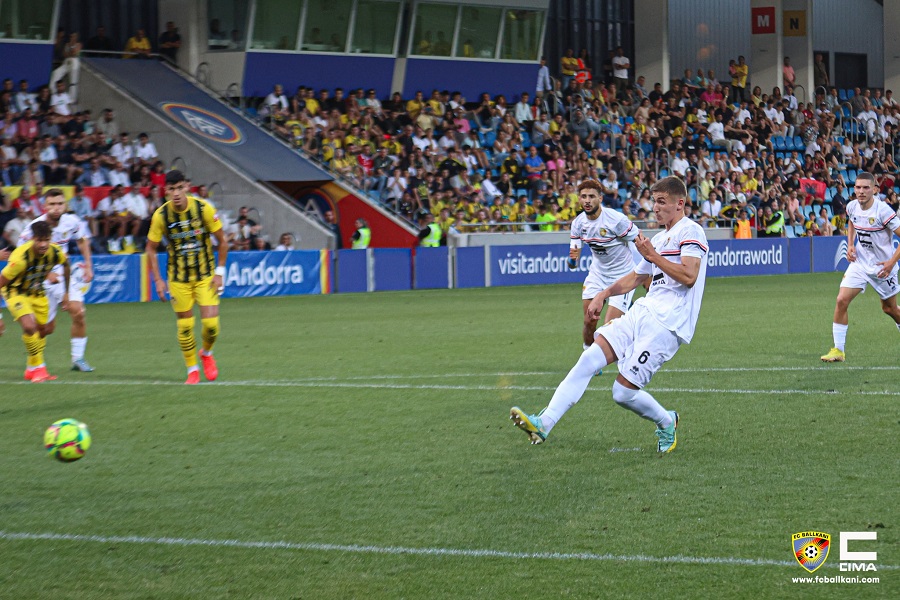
[160,102,244,145]
[792,531,831,573]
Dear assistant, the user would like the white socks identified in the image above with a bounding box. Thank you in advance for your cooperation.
[71,337,87,362]
[612,381,672,428]
[832,323,848,351]
[541,344,608,431]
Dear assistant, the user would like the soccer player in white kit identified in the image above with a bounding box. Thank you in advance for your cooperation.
[568,179,639,348]
[18,188,95,371]
[821,172,900,362]
[512,177,708,451]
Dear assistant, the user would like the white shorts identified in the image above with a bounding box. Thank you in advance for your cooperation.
[841,262,900,300]
[595,302,681,388]
[582,270,634,314]
[45,262,91,322]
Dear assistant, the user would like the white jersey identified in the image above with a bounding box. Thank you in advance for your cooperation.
[570,209,639,283]
[633,217,708,344]
[847,199,899,275]
[18,213,91,278]
[18,213,91,248]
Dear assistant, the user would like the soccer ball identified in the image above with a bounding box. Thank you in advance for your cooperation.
[44,418,91,462]
[803,545,819,560]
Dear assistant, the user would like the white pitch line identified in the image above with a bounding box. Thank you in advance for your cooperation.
[219,365,900,382]
[3,531,894,570]
[4,379,900,396]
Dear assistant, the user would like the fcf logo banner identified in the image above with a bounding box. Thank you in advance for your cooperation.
[792,531,831,573]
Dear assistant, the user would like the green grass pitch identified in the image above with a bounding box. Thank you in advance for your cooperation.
[0,273,896,599]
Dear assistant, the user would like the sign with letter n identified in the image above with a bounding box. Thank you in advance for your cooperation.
[751,7,776,34]
[783,10,807,36]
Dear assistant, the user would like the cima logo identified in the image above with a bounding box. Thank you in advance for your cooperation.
[160,103,244,145]
[791,531,878,573]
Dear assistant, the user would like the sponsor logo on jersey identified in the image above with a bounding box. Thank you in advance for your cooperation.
[160,103,244,145]
[869,217,876,225]
[792,531,830,573]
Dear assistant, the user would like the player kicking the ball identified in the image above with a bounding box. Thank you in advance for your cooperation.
[511,177,708,451]
[146,170,228,384]
[18,189,95,372]
[568,179,640,351]
[821,172,900,362]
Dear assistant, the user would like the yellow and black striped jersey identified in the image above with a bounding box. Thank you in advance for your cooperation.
[1,241,67,297]
[147,197,222,283]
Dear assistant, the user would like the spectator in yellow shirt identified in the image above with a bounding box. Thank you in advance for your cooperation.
[125,29,152,59]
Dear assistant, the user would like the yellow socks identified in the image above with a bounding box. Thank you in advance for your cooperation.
[176,317,198,368]
[201,317,219,355]
[23,332,42,368]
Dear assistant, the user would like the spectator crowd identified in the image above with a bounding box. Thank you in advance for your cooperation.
[260,49,900,242]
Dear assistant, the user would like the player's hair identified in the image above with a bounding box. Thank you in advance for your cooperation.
[856,172,876,184]
[650,176,688,201]
[31,220,52,240]
[44,188,65,200]
[577,179,602,194]
[165,169,186,185]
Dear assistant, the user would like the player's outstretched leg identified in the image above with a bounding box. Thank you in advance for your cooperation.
[510,344,609,444]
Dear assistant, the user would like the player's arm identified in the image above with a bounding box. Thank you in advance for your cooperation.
[61,260,71,311]
[145,211,168,301]
[568,236,581,268]
[876,223,900,278]
[846,220,856,262]
[77,236,93,283]
[586,270,649,320]
[212,226,228,294]
[634,233,703,287]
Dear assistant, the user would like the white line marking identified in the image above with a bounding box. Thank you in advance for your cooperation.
[2,531,894,570]
[4,379,899,396]
[216,365,900,382]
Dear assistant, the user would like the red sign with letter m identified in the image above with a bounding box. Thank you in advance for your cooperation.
[751,7,776,34]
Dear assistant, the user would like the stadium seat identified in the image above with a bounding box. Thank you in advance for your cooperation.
[785,225,796,238]
[839,89,848,102]
[824,204,834,219]
[825,187,835,200]
[846,169,857,184]
[773,135,786,150]
[784,137,796,151]
[659,168,669,178]
[688,187,698,203]
[793,136,804,151]
[484,131,496,148]
[846,88,855,99]
[521,131,531,148]
[795,225,806,237]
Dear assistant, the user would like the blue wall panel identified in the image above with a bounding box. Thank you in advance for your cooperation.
[0,42,53,87]
[373,248,412,291]
[403,59,538,102]
[243,52,396,98]
[336,249,368,293]
[788,237,812,274]
[812,236,851,273]
[414,247,449,289]
[456,246,485,288]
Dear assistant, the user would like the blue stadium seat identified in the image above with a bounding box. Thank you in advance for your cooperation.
[825,187,835,200]
[824,204,834,219]
[846,88,855,99]
[784,137,796,151]
[842,105,852,118]
[688,187,698,203]
[839,89,848,102]
[785,224,796,238]
[773,135,786,149]
[793,136,804,151]
[659,168,669,178]
[846,169,857,184]
[484,131,496,148]
[521,130,531,148]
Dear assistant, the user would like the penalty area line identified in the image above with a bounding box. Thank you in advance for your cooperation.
[3,530,895,570]
[3,379,900,396]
